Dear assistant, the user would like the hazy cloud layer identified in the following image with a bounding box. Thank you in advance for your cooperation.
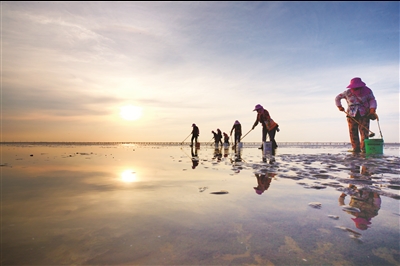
[2,2,399,142]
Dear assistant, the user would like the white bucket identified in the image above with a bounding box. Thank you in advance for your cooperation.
[263,141,272,155]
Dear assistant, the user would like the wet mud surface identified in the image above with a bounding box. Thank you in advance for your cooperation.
[1,143,399,265]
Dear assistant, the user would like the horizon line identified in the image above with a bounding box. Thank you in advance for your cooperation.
[1,141,398,146]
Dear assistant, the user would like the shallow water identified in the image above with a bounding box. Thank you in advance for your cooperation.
[1,143,399,265]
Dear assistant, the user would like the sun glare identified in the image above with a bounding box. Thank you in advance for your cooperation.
[120,105,142,121]
[121,170,137,183]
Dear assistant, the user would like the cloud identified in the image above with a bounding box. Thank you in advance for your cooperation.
[2,2,399,142]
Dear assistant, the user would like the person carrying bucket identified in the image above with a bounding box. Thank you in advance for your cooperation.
[230,120,242,147]
[335,77,377,153]
[190,123,200,147]
[251,104,279,153]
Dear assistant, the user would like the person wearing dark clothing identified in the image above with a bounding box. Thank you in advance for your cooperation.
[252,104,279,151]
[216,129,223,146]
[212,130,222,146]
[190,123,199,147]
[230,120,242,147]
[213,146,222,162]
[223,132,229,144]
[191,145,199,169]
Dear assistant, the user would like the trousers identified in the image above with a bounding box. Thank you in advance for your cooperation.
[347,113,370,152]
[262,126,278,150]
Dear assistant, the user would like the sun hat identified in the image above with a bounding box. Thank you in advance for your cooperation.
[351,217,371,230]
[253,104,263,111]
[347,77,366,89]
[254,187,263,195]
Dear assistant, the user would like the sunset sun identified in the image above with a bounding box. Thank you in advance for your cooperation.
[119,105,142,121]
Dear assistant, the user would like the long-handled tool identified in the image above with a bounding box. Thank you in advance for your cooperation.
[206,137,214,146]
[376,114,383,138]
[342,110,375,138]
[240,129,253,142]
[181,132,191,145]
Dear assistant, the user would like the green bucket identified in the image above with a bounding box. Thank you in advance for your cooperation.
[364,138,384,154]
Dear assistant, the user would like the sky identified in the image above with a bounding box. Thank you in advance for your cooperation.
[1,1,399,143]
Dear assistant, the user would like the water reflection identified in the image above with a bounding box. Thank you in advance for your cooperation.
[121,169,137,183]
[191,146,199,169]
[339,184,381,230]
[254,172,277,195]
[339,162,381,230]
[231,145,243,163]
[180,146,200,170]
[349,161,372,182]
[223,144,229,158]
[2,144,399,265]
[213,145,222,162]
[260,147,276,164]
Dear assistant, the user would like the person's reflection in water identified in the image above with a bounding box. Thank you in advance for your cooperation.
[231,145,242,163]
[339,162,380,230]
[223,145,229,158]
[213,145,222,162]
[254,172,276,195]
[348,161,373,181]
[339,184,381,230]
[191,145,199,169]
[262,148,275,164]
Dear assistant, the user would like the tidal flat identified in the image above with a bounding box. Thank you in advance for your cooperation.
[1,143,399,265]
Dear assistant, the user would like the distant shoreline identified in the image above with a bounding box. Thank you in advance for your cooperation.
[1,141,399,146]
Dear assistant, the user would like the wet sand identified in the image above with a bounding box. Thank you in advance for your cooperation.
[1,143,399,265]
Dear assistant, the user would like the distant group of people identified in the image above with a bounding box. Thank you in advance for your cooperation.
[187,77,381,233]
[191,77,378,154]
[190,104,281,154]
[211,129,223,146]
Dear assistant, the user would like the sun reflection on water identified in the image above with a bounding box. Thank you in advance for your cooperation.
[121,170,137,183]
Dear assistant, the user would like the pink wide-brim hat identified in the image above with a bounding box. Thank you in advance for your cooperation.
[351,217,371,230]
[254,187,263,195]
[347,77,366,89]
[253,104,263,111]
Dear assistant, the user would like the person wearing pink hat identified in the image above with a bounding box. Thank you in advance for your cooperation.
[339,184,381,231]
[253,172,276,195]
[335,77,377,153]
[251,104,279,153]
